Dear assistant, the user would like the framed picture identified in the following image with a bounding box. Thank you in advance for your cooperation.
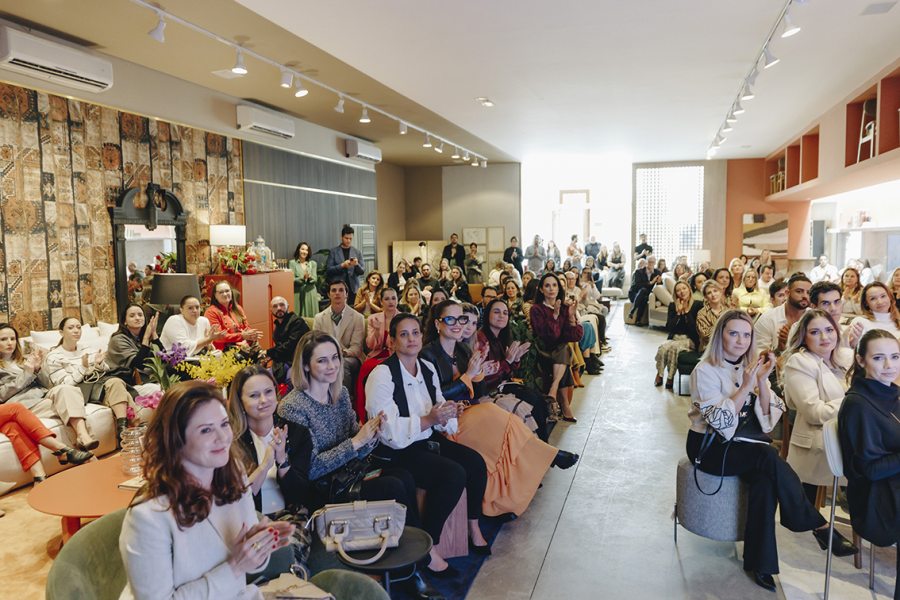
[488,226,505,252]
[462,227,487,246]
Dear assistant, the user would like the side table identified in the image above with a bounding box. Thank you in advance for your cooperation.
[336,527,433,594]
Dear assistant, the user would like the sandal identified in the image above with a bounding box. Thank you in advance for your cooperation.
[53,447,94,466]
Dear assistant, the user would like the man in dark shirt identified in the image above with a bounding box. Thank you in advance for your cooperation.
[503,236,524,275]
[441,233,466,270]
[325,224,365,296]
[417,263,441,294]
[265,296,310,384]
[477,285,499,328]
[584,236,600,261]
[634,233,653,261]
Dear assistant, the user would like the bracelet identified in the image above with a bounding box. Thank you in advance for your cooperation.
[276,456,290,469]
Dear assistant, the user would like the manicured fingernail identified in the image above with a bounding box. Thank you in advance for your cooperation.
[272,544,277,549]
[268,527,274,533]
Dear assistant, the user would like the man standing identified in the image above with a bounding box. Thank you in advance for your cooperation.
[325,224,365,297]
[313,280,366,394]
[634,233,653,261]
[525,235,546,274]
[809,255,839,283]
[755,273,811,355]
[441,233,466,270]
[584,236,600,261]
[503,236,524,275]
[265,296,310,383]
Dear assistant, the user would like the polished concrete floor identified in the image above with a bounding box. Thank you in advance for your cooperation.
[468,307,897,600]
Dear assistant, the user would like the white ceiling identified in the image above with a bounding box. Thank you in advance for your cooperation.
[237,0,900,162]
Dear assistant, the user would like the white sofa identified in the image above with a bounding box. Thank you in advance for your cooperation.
[3,323,120,491]
[647,275,676,328]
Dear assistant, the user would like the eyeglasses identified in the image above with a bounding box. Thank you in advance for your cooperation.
[439,315,471,326]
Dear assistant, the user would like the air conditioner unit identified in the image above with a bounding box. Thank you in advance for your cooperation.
[0,25,113,92]
[236,104,295,139]
[345,139,382,163]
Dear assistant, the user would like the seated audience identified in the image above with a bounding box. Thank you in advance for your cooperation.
[654,281,699,389]
[399,281,425,319]
[458,303,481,350]
[695,280,727,353]
[713,267,737,309]
[488,261,506,287]
[312,280,365,394]
[841,266,864,316]
[607,243,626,289]
[205,280,262,351]
[528,273,582,421]
[465,243,483,284]
[687,310,838,592]
[437,258,452,285]
[733,269,770,317]
[429,288,449,309]
[627,256,661,324]
[754,274,810,355]
[504,279,524,317]
[160,295,223,356]
[657,258,669,275]
[546,240,561,265]
[228,366,312,570]
[119,381,294,598]
[689,272,707,302]
[417,263,441,297]
[758,264,775,292]
[43,317,134,444]
[504,262,523,287]
[365,313,488,576]
[106,303,162,386]
[366,287,400,361]
[264,296,310,384]
[758,249,775,274]
[289,241,320,319]
[543,258,557,275]
[353,271,384,317]
[889,267,900,305]
[447,266,471,302]
[838,329,900,599]
[810,255,839,283]
[849,281,900,339]
[671,262,689,282]
[387,259,410,293]
[477,285,499,327]
[769,278,789,308]
[728,258,745,289]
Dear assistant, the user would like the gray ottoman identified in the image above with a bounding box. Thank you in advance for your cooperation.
[674,456,748,542]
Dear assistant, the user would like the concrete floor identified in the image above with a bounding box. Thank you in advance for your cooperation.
[468,308,897,600]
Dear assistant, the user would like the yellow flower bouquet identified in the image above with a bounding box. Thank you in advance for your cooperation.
[177,348,251,390]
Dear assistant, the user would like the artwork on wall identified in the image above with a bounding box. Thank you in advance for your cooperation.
[742,213,789,258]
[487,226,505,252]
[0,82,243,331]
[462,227,487,246]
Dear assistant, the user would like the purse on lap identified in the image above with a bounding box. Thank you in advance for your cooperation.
[309,500,406,566]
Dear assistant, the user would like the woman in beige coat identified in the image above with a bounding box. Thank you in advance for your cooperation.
[782,309,853,503]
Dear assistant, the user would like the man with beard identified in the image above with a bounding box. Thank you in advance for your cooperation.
[441,232,466,270]
[755,273,811,355]
[265,296,309,384]
[787,281,864,350]
[417,263,441,296]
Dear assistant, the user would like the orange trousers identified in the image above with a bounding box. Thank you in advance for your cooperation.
[0,403,54,471]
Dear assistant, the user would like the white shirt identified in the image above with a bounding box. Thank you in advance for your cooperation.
[754,304,788,355]
[365,358,458,450]
[810,264,839,283]
[249,428,285,515]
[160,315,211,356]
[850,312,900,339]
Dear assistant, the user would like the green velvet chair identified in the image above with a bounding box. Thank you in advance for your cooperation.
[46,508,127,600]
[311,570,390,600]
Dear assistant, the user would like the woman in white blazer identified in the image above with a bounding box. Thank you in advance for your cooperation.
[119,381,294,600]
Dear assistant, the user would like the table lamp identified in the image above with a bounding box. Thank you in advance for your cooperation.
[149,273,202,306]
[209,224,246,248]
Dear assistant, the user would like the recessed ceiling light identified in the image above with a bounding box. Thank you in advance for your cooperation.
[860,2,897,15]
[475,97,495,107]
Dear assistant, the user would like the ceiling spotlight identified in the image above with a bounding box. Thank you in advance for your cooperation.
[294,81,308,98]
[423,134,432,149]
[714,133,726,146]
[471,158,480,167]
[726,110,738,123]
[280,70,293,88]
[148,14,166,43]
[231,49,248,75]
[359,107,371,124]
[434,142,443,154]
[706,147,718,160]
[722,122,733,133]
[741,84,754,101]
[334,96,345,114]
[481,159,487,168]
[451,147,460,159]
[733,101,745,115]
[763,47,779,69]
[781,11,801,38]
[462,151,471,162]
[399,121,408,135]
[747,66,759,87]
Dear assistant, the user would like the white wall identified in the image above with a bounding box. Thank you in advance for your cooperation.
[442,163,521,244]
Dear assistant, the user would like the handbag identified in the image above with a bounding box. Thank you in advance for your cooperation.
[309,500,406,566]
[314,456,372,502]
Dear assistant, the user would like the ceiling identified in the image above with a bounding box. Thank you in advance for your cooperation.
[2,1,900,166]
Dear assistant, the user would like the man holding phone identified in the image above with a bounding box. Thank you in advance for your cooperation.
[325,224,365,297]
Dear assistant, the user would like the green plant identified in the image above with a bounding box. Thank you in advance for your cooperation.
[508,314,543,391]
[314,248,331,299]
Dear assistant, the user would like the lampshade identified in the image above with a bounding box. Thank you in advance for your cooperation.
[209,225,246,246]
[149,273,202,306]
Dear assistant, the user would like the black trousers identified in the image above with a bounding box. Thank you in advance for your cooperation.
[388,432,487,544]
[687,430,826,574]
[359,467,422,530]
[628,287,651,321]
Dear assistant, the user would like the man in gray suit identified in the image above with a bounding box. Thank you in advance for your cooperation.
[313,279,366,395]
[325,224,365,297]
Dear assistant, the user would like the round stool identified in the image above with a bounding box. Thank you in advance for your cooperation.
[674,455,748,542]
[337,526,432,594]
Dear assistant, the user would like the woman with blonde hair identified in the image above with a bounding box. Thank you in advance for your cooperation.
[733,269,770,317]
[841,266,864,315]
[849,281,900,339]
[653,281,699,388]
[353,271,385,317]
[695,280,727,352]
[399,281,424,319]
[728,258,745,290]
[888,266,900,305]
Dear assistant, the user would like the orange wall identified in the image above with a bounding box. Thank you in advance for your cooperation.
[725,159,812,261]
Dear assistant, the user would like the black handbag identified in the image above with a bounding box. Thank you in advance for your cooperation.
[315,456,372,502]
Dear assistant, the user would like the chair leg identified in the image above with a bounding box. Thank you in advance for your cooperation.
[869,541,876,590]
[673,503,678,544]
[854,532,863,569]
[824,476,839,600]
[674,371,680,395]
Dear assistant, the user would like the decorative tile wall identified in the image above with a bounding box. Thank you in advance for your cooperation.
[0,82,243,333]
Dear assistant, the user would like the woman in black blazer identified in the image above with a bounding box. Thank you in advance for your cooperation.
[627,255,661,324]
[387,259,411,294]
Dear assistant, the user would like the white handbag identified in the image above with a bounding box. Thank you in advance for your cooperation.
[309,500,406,566]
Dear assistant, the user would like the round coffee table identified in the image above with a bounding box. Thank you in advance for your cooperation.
[336,527,433,594]
[28,456,137,556]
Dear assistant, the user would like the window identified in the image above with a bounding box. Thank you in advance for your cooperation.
[634,165,704,266]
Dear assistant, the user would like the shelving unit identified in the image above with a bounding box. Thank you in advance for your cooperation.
[800,129,819,182]
[845,85,878,167]
[765,152,785,195]
[764,126,818,197]
[879,66,900,156]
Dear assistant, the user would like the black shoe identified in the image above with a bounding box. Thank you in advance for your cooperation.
[53,447,93,465]
[401,571,445,600]
[76,439,100,452]
[424,564,459,580]
[468,539,492,556]
[552,450,579,469]
[813,527,859,556]
[750,571,776,592]
[33,476,46,484]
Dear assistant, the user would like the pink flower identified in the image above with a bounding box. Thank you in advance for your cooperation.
[135,390,163,410]
[125,405,136,421]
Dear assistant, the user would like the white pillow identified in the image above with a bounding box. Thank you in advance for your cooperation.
[653,285,673,306]
[97,321,117,337]
[30,330,62,350]
[80,325,100,344]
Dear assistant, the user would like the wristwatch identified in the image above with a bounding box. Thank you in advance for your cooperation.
[276,456,290,469]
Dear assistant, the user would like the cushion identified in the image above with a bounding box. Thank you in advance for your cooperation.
[664,275,676,296]
[652,284,673,306]
[30,329,62,349]
[96,321,117,337]
[80,325,100,344]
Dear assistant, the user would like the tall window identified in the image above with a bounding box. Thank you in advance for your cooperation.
[634,165,704,266]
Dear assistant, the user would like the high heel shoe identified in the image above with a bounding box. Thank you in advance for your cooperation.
[552,450,579,469]
[77,438,100,452]
[53,447,94,466]
[468,539,492,556]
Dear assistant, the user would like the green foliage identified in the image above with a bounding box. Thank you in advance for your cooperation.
[314,248,331,299]
[508,313,543,391]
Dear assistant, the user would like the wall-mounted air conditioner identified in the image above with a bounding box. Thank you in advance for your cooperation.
[236,104,295,139]
[0,25,113,92]
[345,139,382,163]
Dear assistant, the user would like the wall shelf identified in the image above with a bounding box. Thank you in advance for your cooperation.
[764,126,819,199]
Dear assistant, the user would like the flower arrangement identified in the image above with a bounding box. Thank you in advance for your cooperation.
[142,343,187,391]
[177,347,251,389]
[215,246,258,275]
[153,251,178,273]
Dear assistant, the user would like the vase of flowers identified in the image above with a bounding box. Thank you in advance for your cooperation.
[153,251,178,273]
[176,347,251,389]
[215,246,258,275]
